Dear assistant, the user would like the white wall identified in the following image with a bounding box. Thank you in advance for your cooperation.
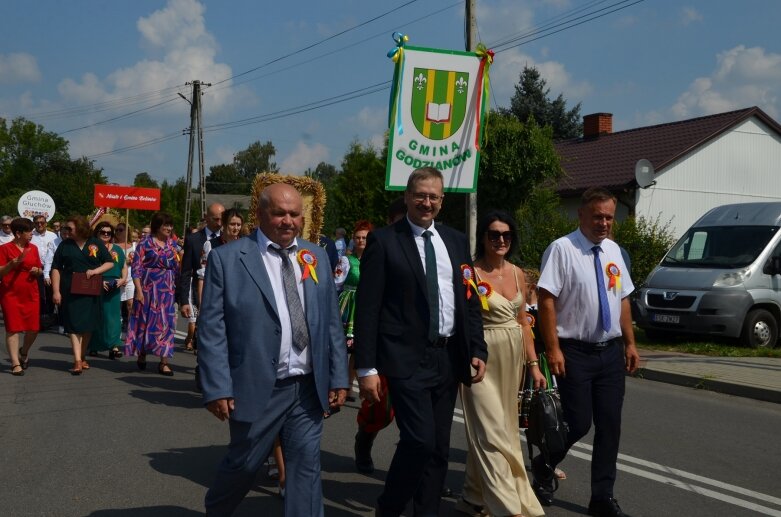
[635,117,781,238]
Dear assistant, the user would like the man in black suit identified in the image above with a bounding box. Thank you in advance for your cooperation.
[178,202,225,349]
[354,167,487,516]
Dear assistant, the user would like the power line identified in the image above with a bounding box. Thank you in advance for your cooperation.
[492,0,645,52]
[210,0,420,87]
[59,97,180,134]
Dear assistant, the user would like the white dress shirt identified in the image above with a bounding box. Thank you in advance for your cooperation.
[31,229,57,280]
[255,229,311,379]
[0,230,13,245]
[538,229,634,343]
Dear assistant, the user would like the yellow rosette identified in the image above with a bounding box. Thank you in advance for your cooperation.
[88,244,98,258]
[297,249,319,284]
[606,262,621,291]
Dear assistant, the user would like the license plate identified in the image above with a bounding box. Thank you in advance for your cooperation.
[652,313,680,324]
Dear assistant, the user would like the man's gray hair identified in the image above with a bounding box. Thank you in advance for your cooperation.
[0,215,11,223]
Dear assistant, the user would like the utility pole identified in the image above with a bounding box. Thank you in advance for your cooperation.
[180,79,210,237]
[465,0,478,255]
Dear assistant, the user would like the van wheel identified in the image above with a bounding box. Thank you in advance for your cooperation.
[741,309,778,348]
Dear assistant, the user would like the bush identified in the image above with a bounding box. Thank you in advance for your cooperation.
[515,188,576,269]
[612,215,676,286]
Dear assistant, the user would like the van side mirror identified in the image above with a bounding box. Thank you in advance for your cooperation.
[765,256,781,275]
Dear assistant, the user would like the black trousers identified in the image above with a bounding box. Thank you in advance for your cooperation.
[536,339,626,501]
[378,346,458,517]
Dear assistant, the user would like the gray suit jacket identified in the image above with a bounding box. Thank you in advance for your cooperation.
[197,231,348,422]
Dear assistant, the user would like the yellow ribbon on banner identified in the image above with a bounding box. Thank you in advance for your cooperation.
[474,43,494,150]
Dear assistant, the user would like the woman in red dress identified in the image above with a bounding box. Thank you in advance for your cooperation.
[0,217,43,376]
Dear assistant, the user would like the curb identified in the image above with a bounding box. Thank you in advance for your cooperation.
[637,368,781,404]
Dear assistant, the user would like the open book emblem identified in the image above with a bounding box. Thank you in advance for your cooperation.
[411,67,469,140]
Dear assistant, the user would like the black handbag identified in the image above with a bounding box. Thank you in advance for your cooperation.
[524,354,569,486]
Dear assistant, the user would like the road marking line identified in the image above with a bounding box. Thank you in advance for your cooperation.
[566,449,781,516]
[570,442,781,507]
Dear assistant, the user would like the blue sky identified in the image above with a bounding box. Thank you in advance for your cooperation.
[2,0,780,186]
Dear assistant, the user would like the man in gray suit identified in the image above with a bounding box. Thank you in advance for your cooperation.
[198,183,349,516]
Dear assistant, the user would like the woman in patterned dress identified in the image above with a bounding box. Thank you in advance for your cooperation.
[0,217,43,375]
[88,221,128,359]
[125,212,182,376]
[51,216,114,375]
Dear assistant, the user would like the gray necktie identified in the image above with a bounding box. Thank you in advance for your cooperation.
[270,245,310,352]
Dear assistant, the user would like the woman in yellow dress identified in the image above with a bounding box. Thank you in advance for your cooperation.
[458,210,547,517]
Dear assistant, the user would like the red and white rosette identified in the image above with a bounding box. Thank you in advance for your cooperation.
[461,264,479,300]
[605,262,621,290]
[297,249,319,284]
[476,281,492,311]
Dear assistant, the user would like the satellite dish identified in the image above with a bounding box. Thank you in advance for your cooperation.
[635,159,656,188]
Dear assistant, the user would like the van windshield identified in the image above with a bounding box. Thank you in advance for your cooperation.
[662,225,778,268]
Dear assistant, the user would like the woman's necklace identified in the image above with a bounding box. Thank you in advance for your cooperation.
[479,260,505,280]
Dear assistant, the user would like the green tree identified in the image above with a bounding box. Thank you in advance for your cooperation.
[515,188,576,269]
[132,172,159,188]
[305,162,338,185]
[234,140,278,179]
[613,215,676,286]
[206,163,248,195]
[507,66,582,140]
[326,141,396,231]
[0,117,106,218]
[473,112,563,218]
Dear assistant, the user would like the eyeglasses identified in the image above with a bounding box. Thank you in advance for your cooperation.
[486,230,513,242]
[99,230,113,236]
[411,192,443,203]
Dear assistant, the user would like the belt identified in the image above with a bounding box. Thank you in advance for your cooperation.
[274,373,313,387]
[429,336,451,348]
[559,337,620,352]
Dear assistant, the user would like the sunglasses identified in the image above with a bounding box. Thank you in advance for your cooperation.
[99,230,113,236]
[486,230,513,242]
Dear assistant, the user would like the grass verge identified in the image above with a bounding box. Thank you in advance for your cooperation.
[634,327,781,358]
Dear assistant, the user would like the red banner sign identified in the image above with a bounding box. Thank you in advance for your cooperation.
[94,184,161,211]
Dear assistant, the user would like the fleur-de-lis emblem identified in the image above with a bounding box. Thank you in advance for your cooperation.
[414,73,427,91]
[455,76,467,94]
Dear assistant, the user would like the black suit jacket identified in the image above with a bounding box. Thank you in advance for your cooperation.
[354,218,487,385]
[177,228,209,306]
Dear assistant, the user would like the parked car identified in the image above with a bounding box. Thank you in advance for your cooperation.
[636,202,781,348]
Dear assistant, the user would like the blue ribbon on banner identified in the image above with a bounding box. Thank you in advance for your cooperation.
[387,32,408,135]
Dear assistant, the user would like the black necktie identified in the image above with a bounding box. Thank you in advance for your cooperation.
[270,245,310,352]
[423,230,439,342]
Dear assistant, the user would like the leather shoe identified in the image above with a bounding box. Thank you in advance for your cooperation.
[587,497,627,517]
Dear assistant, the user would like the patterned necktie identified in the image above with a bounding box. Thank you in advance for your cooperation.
[423,230,439,342]
[592,245,611,332]
[270,245,310,352]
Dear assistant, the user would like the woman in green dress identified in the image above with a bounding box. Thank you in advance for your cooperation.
[51,216,114,375]
[88,221,128,359]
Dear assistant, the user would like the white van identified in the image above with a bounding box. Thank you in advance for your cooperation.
[636,202,781,348]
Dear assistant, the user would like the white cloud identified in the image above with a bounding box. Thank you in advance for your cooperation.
[680,7,703,26]
[279,141,330,174]
[0,52,41,84]
[57,0,235,114]
[671,45,781,120]
[489,48,592,106]
[349,106,386,131]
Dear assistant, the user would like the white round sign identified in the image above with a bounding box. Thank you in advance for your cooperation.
[18,190,56,221]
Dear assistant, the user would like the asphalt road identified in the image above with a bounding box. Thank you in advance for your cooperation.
[1,325,779,517]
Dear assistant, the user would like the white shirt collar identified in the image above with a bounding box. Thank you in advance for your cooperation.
[406,215,439,238]
[256,228,299,252]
